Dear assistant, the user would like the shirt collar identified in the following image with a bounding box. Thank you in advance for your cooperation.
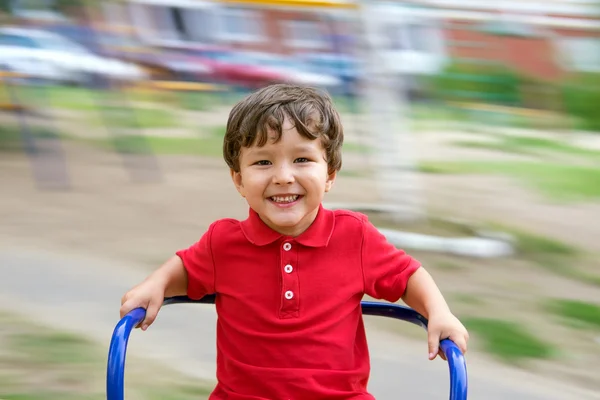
[240,204,335,247]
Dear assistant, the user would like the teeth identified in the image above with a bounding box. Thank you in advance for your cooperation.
[271,195,299,203]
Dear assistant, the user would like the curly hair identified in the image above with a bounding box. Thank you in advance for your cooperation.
[223,84,344,174]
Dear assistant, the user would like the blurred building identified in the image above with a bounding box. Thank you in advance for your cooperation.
[105,0,598,80]
[14,0,594,83]
[421,0,600,80]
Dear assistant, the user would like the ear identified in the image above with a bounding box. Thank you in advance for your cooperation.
[324,170,337,193]
[230,168,246,198]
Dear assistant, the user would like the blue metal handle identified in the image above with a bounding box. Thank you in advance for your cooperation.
[107,296,467,400]
[107,307,146,400]
[440,339,469,400]
[360,301,468,400]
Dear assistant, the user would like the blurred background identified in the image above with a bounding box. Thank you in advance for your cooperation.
[0,0,599,399]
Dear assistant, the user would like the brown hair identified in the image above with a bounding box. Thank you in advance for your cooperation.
[223,84,344,174]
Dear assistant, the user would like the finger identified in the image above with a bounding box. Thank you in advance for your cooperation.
[428,333,439,360]
[450,335,468,355]
[141,298,161,331]
[120,292,130,306]
[119,299,148,327]
[438,347,447,361]
[119,299,138,319]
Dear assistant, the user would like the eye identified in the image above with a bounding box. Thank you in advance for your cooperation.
[254,160,271,166]
[294,157,309,163]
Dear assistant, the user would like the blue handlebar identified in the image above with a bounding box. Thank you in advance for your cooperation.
[107,296,468,400]
[107,307,145,400]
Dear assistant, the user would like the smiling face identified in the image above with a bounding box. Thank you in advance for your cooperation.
[231,118,336,237]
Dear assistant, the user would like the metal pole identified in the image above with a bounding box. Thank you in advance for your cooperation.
[355,2,423,221]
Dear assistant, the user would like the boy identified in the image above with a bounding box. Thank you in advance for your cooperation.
[120,84,468,399]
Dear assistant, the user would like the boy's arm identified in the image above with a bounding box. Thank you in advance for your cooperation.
[401,266,450,319]
[402,267,468,360]
[156,255,189,297]
[120,256,188,329]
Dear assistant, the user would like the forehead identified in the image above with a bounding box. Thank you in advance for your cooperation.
[252,119,323,149]
[247,134,324,155]
[267,117,313,137]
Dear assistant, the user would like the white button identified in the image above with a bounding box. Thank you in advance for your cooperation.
[284,290,294,300]
[284,264,293,273]
[283,243,292,251]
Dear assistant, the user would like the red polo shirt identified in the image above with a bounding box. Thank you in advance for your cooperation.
[176,205,420,400]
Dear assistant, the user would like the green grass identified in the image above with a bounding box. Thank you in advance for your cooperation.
[366,214,477,238]
[0,312,213,400]
[176,91,219,111]
[419,161,600,201]
[408,103,540,130]
[514,230,579,275]
[483,223,600,284]
[506,227,578,258]
[410,104,472,123]
[418,162,470,174]
[332,96,361,114]
[0,124,64,152]
[96,106,179,129]
[8,84,180,129]
[454,135,600,159]
[10,83,228,113]
[109,135,219,156]
[87,126,225,156]
[10,85,114,112]
[463,317,555,363]
[11,332,99,365]
[546,299,600,329]
[343,141,371,153]
[10,85,165,111]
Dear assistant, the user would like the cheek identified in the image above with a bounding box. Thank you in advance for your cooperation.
[304,169,330,190]
[241,172,267,192]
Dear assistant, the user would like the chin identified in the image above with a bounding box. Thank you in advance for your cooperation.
[272,218,302,228]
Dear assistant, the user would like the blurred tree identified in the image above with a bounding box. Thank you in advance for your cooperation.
[6,0,53,11]
[53,0,88,11]
[562,72,600,131]
[0,0,14,13]
[53,0,98,16]
[0,0,91,14]
[431,60,522,106]
[0,0,96,14]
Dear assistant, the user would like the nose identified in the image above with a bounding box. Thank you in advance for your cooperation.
[272,163,295,185]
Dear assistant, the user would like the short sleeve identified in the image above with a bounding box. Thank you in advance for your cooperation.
[175,222,217,300]
[361,216,421,302]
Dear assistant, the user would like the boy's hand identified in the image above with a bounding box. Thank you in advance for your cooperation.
[120,278,166,331]
[427,311,469,361]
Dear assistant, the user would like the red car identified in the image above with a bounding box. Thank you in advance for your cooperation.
[156,43,284,89]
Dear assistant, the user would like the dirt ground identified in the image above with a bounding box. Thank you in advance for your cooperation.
[1,105,600,393]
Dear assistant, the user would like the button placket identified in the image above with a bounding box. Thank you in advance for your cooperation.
[279,240,299,319]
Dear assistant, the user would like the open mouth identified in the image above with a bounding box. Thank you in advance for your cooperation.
[269,195,301,204]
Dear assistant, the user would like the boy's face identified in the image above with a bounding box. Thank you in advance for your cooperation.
[231,118,336,237]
